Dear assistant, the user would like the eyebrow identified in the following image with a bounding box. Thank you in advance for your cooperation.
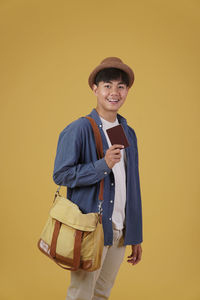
[103,81,125,85]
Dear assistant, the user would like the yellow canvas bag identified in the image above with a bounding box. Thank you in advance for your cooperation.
[38,116,105,271]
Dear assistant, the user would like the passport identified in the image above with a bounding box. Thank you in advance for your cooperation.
[106,124,130,148]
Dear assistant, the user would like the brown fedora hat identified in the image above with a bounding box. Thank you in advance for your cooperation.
[88,57,134,90]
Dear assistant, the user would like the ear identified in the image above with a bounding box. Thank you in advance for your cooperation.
[92,84,98,95]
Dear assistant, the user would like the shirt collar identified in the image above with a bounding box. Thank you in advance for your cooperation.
[88,108,127,129]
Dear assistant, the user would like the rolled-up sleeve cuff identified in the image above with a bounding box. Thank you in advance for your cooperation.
[94,158,111,179]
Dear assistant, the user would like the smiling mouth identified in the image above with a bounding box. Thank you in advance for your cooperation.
[107,98,120,103]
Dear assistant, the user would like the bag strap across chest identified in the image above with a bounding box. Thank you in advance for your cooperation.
[84,116,104,203]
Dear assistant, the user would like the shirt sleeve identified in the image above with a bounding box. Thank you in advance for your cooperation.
[52,121,111,188]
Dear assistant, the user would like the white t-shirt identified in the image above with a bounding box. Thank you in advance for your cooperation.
[100,116,126,230]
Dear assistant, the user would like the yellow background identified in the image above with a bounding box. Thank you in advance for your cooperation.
[1,0,200,299]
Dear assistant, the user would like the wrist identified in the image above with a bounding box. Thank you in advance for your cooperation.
[105,158,113,169]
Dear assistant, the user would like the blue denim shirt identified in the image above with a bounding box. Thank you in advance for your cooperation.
[53,108,143,246]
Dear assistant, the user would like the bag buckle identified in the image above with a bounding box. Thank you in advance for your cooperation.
[98,200,103,215]
[54,186,61,202]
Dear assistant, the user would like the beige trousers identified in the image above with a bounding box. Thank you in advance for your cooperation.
[66,229,126,300]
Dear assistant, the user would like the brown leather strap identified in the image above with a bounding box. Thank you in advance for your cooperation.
[50,220,61,258]
[53,261,75,270]
[72,230,83,270]
[85,116,105,201]
[85,116,104,159]
[50,222,83,271]
[54,230,83,271]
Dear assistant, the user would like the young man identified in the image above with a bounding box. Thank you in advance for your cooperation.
[53,57,143,300]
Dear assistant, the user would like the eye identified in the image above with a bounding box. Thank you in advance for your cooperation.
[104,84,111,88]
[119,85,125,89]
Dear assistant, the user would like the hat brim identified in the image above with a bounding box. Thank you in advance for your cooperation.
[88,61,134,90]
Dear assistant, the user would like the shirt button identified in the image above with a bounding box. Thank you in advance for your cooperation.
[109,218,112,221]
[111,183,114,186]
[99,124,102,128]
[110,200,113,203]
[104,171,107,175]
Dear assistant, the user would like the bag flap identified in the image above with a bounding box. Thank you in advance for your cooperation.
[50,196,98,232]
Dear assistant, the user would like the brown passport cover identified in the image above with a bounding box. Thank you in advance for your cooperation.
[106,124,130,148]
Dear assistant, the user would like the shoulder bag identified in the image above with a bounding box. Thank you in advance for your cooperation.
[37,116,105,272]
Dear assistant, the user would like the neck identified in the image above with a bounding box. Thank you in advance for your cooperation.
[95,107,117,123]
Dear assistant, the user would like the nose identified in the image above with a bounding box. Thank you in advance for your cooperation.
[110,85,119,95]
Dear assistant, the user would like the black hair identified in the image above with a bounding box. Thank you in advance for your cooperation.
[94,68,129,87]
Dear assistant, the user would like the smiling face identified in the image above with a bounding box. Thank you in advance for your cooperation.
[92,79,129,117]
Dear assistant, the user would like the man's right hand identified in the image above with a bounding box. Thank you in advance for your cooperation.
[104,144,124,169]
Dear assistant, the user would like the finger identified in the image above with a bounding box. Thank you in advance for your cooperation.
[127,257,137,265]
[128,251,142,265]
[127,258,137,265]
[110,150,122,157]
[110,144,124,150]
[111,153,121,159]
[111,157,121,163]
[108,150,122,157]
[136,249,142,263]
[112,148,121,152]
[127,252,134,260]
[129,250,137,265]
[135,257,141,264]
[127,259,135,264]
[109,151,121,158]
[138,248,142,260]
